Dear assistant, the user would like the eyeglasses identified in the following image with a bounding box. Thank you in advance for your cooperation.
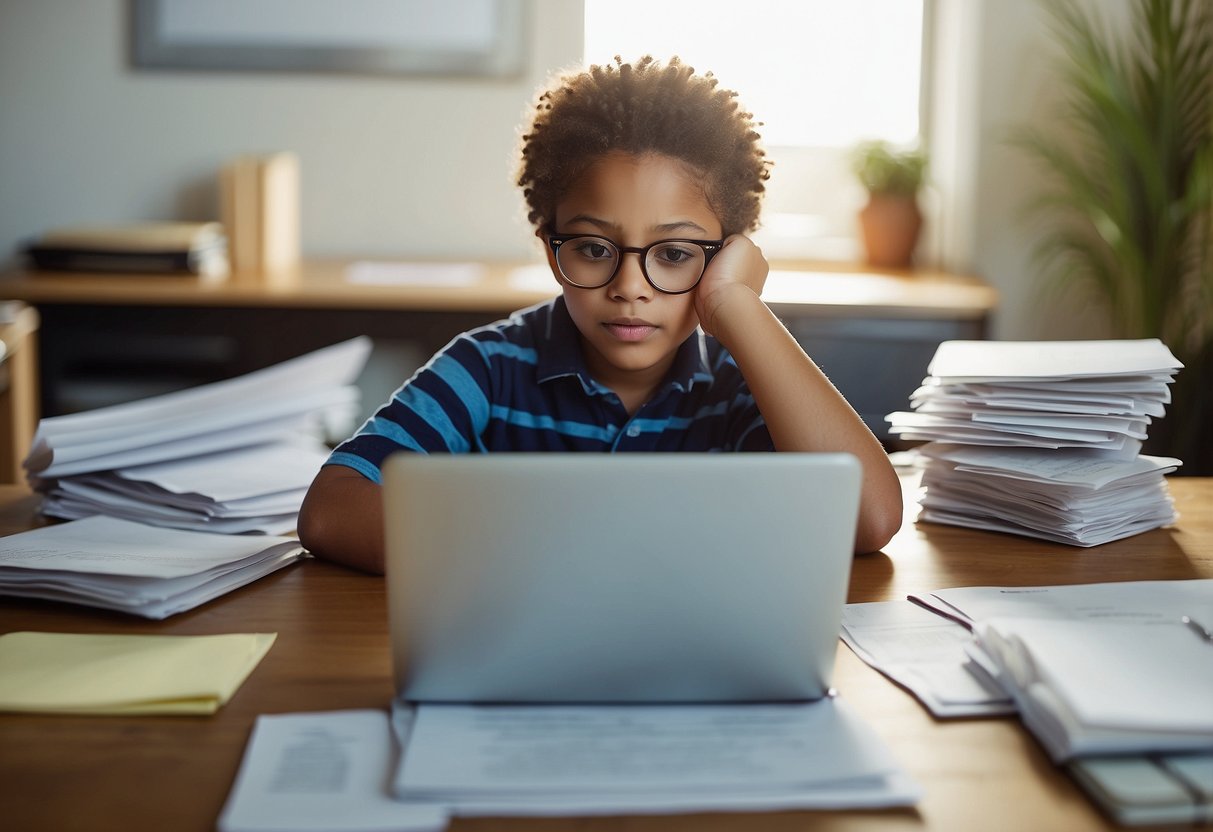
[547,234,723,295]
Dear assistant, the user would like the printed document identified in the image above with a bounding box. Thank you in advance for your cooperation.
[219,710,447,832]
[841,600,1013,717]
[393,700,920,815]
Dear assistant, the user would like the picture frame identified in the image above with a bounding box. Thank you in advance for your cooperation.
[130,0,527,78]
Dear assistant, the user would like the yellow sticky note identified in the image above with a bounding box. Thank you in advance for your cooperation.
[0,631,276,715]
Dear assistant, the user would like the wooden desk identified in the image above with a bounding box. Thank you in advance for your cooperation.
[2,475,1207,831]
[0,262,996,438]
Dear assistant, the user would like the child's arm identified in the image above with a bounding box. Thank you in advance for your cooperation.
[297,466,386,574]
[695,235,904,554]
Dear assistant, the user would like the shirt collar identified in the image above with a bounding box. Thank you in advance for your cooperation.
[537,296,715,395]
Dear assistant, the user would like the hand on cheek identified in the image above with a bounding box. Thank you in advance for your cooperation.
[693,235,769,337]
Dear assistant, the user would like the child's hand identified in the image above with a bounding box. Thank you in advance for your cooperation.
[693,234,769,337]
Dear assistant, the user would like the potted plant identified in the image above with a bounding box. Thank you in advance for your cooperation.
[1016,0,1212,473]
[850,140,929,268]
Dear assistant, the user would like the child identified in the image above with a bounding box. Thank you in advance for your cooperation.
[298,56,903,573]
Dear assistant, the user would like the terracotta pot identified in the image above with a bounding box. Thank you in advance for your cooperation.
[859,193,923,268]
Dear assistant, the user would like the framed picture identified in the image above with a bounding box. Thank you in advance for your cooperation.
[130,0,527,77]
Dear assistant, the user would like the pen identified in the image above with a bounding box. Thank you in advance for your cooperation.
[1181,615,1213,643]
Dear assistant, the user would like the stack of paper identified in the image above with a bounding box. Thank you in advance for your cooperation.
[847,580,1213,825]
[914,445,1180,546]
[0,515,305,618]
[886,339,1183,545]
[967,616,1213,761]
[25,337,370,534]
[41,440,331,535]
[912,580,1213,760]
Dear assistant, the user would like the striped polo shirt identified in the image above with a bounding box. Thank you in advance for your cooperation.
[326,296,774,483]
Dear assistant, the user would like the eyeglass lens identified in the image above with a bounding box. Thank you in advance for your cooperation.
[555,236,708,293]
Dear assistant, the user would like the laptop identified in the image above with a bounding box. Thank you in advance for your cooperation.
[383,452,862,703]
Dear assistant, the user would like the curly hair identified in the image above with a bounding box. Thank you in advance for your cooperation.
[517,56,771,237]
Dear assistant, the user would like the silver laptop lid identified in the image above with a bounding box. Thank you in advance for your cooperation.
[383,453,861,703]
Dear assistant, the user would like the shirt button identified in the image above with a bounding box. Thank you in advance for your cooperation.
[626,425,641,438]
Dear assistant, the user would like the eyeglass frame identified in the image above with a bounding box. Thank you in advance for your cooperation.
[546,233,724,295]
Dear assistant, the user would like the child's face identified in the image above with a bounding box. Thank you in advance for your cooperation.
[546,151,722,395]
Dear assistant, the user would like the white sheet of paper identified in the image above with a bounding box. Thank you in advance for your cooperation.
[33,337,371,440]
[912,383,1166,414]
[927,339,1182,380]
[920,467,1173,512]
[0,515,301,578]
[920,445,1180,488]
[35,420,313,479]
[397,699,904,797]
[116,440,331,502]
[914,403,1152,435]
[1,546,302,619]
[444,771,923,816]
[26,338,370,477]
[39,495,298,536]
[910,579,1213,628]
[37,388,354,477]
[887,411,1125,442]
[840,600,1014,717]
[71,474,306,516]
[54,481,300,521]
[218,710,448,832]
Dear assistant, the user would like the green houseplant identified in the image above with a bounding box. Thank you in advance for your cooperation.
[1017,0,1212,472]
[850,140,928,268]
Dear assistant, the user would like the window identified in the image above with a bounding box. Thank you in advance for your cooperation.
[583,0,926,260]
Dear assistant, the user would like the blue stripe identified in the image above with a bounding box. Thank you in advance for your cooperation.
[395,386,469,453]
[477,340,538,364]
[324,452,386,484]
[489,405,619,442]
[429,352,490,429]
[629,401,730,434]
[359,416,428,454]
[629,417,684,433]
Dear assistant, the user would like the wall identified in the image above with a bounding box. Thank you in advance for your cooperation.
[961,0,1131,340]
[0,0,1132,341]
[0,0,582,263]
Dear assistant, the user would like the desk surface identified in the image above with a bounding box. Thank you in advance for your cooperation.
[0,260,998,320]
[2,475,1208,832]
